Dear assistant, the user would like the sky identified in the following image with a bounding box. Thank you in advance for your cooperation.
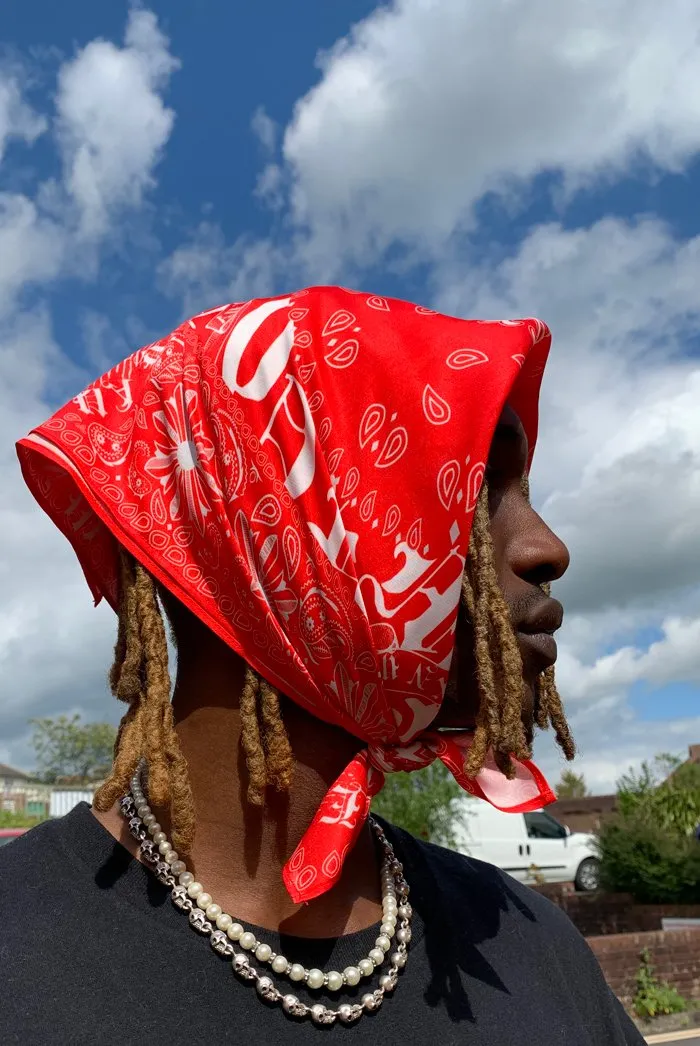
[1,0,699,792]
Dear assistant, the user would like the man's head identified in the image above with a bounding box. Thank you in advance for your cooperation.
[18,287,575,878]
[440,405,572,762]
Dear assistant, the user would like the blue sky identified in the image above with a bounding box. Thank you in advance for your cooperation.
[1,0,699,788]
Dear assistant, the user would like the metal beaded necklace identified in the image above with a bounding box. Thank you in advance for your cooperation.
[121,761,413,1027]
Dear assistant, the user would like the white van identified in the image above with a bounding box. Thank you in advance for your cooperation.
[452,800,600,892]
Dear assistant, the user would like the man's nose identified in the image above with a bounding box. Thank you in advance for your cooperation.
[509,507,570,588]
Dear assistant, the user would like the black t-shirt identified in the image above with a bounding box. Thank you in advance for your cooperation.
[0,804,643,1045]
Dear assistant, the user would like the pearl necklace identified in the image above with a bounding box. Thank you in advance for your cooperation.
[120,762,413,1026]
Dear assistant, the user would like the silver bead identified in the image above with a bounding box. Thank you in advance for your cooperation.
[396,926,412,945]
[391,950,408,969]
[210,930,233,957]
[256,975,277,1001]
[171,886,193,911]
[379,972,398,992]
[362,992,378,1012]
[188,908,212,934]
[398,903,412,919]
[338,1004,362,1024]
[232,953,255,981]
[282,994,304,1017]
[311,1004,336,1026]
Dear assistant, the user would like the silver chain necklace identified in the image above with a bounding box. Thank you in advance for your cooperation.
[120,761,413,1027]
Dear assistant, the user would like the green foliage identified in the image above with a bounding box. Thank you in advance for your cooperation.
[617,753,700,836]
[0,811,47,829]
[598,750,700,903]
[371,762,464,847]
[598,812,700,903]
[556,769,589,799]
[30,714,116,785]
[633,949,688,1020]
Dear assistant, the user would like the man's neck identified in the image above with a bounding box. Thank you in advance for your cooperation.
[93,653,384,938]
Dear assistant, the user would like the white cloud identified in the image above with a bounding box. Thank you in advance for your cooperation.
[0,74,46,162]
[435,217,700,616]
[251,106,277,154]
[0,10,179,772]
[282,0,700,264]
[55,8,179,237]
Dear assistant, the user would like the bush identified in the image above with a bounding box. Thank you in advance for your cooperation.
[598,811,700,904]
[0,811,48,829]
[633,949,688,1020]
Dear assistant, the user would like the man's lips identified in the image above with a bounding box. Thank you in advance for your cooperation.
[517,630,558,668]
[516,597,563,670]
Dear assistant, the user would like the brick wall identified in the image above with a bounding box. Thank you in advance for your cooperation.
[531,885,700,938]
[589,929,700,1008]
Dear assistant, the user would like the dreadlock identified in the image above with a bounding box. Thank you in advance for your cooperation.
[94,477,574,853]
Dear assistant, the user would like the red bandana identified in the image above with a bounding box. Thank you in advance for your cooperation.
[18,286,556,903]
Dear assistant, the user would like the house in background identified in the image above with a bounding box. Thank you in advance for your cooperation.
[0,763,51,817]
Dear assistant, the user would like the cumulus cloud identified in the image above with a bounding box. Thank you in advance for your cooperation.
[282,0,700,264]
[0,74,46,162]
[0,10,179,770]
[55,8,179,237]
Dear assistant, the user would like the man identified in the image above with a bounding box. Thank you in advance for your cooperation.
[2,288,643,1043]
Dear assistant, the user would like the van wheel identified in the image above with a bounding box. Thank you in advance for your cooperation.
[574,857,600,893]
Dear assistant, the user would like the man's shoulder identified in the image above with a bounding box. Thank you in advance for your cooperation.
[0,817,65,893]
[389,821,583,941]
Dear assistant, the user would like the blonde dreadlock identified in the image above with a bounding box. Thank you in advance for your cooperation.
[94,478,574,853]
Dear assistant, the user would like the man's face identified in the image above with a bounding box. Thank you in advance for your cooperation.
[437,404,570,730]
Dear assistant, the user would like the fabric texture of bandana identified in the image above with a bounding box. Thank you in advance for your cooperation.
[18,286,556,904]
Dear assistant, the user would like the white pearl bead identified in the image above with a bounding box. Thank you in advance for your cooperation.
[143,813,156,827]
[186,882,203,898]
[171,860,186,876]
[343,966,361,987]
[368,947,384,966]
[255,943,272,963]
[153,832,166,845]
[164,851,178,865]
[384,898,397,911]
[307,968,325,990]
[239,931,257,951]
[216,913,232,931]
[158,840,170,855]
[196,892,212,910]
[359,958,374,977]
[272,954,289,974]
[326,970,343,992]
[376,934,392,953]
[382,911,397,927]
[147,822,161,836]
[137,804,150,818]
[380,922,395,937]
[178,872,194,887]
[206,903,222,921]
[226,922,244,941]
[289,963,305,983]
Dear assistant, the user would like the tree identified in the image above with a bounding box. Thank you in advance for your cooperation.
[617,753,700,836]
[597,750,700,903]
[30,714,117,785]
[371,762,465,847]
[556,769,589,799]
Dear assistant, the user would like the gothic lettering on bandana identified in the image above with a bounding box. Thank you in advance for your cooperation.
[18,286,556,905]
